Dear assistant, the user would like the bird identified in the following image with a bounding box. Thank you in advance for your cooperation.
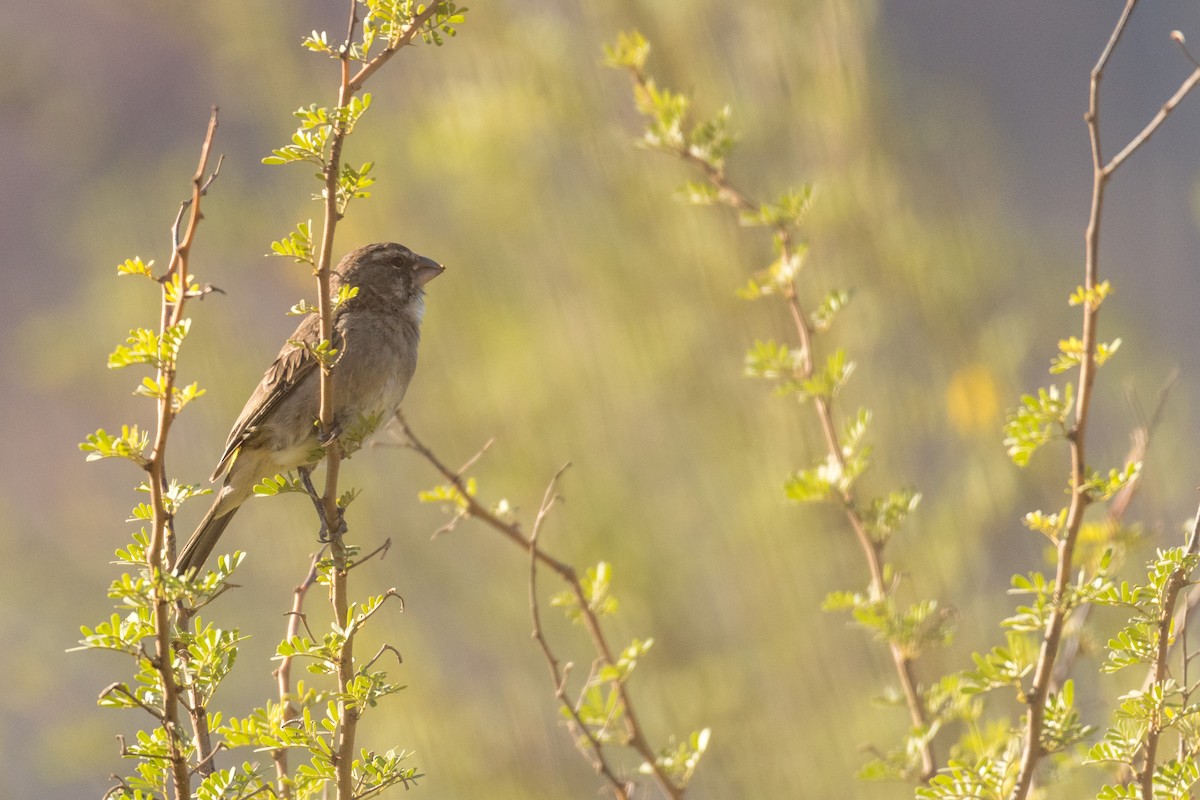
[174,242,444,575]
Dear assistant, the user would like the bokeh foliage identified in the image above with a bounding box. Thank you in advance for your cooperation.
[4,1,1200,798]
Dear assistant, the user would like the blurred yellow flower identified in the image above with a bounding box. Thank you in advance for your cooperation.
[946,363,1000,434]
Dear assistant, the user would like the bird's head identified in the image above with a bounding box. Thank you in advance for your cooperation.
[334,242,444,309]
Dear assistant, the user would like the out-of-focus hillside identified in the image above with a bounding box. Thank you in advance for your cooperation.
[2,1,1198,797]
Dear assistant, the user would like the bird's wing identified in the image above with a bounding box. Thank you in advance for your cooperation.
[210,313,337,480]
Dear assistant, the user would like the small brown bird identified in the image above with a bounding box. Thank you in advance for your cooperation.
[175,242,443,574]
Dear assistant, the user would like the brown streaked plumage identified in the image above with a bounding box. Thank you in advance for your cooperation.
[175,242,443,574]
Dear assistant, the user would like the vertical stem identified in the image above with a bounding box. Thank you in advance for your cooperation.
[146,108,220,797]
[627,61,939,776]
[319,7,358,798]
[1012,4,1131,797]
[311,6,443,796]
[273,552,322,798]
[1138,509,1200,799]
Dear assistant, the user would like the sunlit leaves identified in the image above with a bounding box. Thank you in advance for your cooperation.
[1086,719,1146,766]
[915,738,1022,800]
[77,611,156,657]
[612,31,737,174]
[80,426,151,467]
[823,592,952,659]
[961,636,1035,696]
[291,337,339,368]
[270,220,314,265]
[553,561,619,622]
[785,453,846,503]
[253,473,308,497]
[264,127,330,167]
[1069,279,1112,310]
[736,245,808,299]
[137,479,210,517]
[108,320,191,372]
[801,349,854,399]
[740,186,815,228]
[1084,541,1200,784]
[603,29,650,71]
[861,489,921,543]
[1039,680,1094,754]
[302,29,332,54]
[644,728,710,788]
[687,105,735,167]
[744,339,802,380]
[289,299,319,317]
[1050,335,1121,374]
[336,161,376,213]
[1023,508,1066,542]
[746,343,854,404]
[1005,571,1054,633]
[633,78,689,152]
[674,180,721,206]
[597,637,654,683]
[360,0,467,55]
[118,256,155,279]
[1002,383,1074,466]
[134,376,205,413]
[785,408,871,503]
[1081,461,1141,502]
[811,289,853,332]
[417,476,477,510]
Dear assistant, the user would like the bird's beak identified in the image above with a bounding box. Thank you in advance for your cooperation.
[415,254,445,286]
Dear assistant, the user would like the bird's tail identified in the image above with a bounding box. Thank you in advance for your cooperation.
[175,495,239,576]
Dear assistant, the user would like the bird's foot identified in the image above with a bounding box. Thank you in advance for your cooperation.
[316,510,349,544]
[318,423,343,449]
[297,466,347,542]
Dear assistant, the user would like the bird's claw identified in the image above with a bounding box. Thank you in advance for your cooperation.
[319,423,343,449]
[316,509,349,543]
[298,466,347,542]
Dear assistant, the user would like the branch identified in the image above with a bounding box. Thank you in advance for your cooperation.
[1138,508,1200,800]
[620,58,936,782]
[1103,63,1200,176]
[347,3,444,92]
[145,107,220,797]
[528,470,632,798]
[272,548,324,798]
[396,415,685,798]
[1013,6,1200,796]
[1050,372,1177,690]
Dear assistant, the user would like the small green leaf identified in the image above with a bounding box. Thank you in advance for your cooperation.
[1069,280,1112,309]
[603,30,650,71]
[117,256,155,278]
[79,426,151,466]
[1002,384,1074,466]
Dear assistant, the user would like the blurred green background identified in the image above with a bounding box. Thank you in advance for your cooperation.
[3,1,1200,797]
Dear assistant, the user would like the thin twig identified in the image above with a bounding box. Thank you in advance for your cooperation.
[362,643,404,672]
[313,4,441,796]
[347,4,445,92]
[1102,67,1200,176]
[621,60,936,782]
[397,416,685,799]
[272,548,324,798]
[99,683,166,721]
[528,469,633,798]
[314,6,363,799]
[1050,373,1176,690]
[145,107,220,796]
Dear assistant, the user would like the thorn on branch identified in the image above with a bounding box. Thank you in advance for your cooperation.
[1172,30,1200,69]
[363,643,404,671]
